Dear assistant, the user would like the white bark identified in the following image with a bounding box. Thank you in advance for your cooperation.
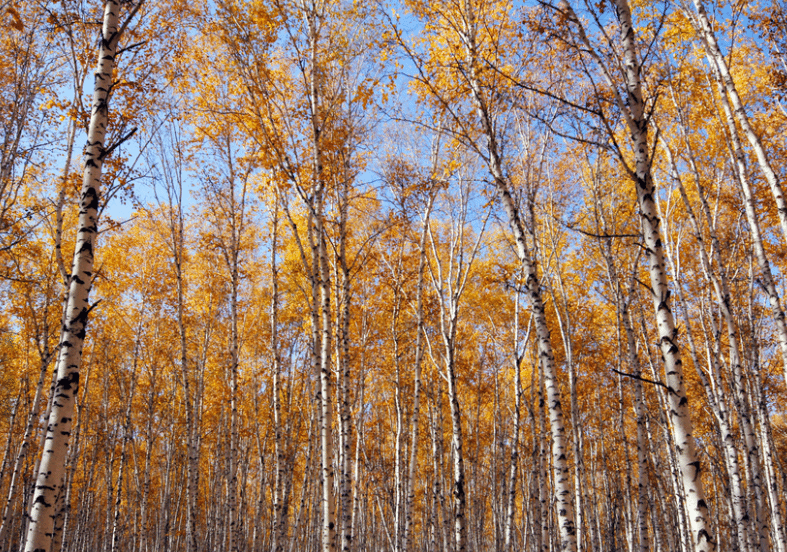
[696,7,787,382]
[504,299,532,551]
[0,349,53,547]
[458,1,577,547]
[22,1,137,550]
[402,191,433,552]
[670,173,753,552]
[270,201,289,552]
[335,175,353,552]
[689,0,787,248]
[560,1,715,548]
[425,177,488,552]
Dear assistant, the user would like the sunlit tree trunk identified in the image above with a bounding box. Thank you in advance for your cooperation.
[458,1,577,546]
[335,171,353,552]
[110,338,140,552]
[661,137,757,552]
[424,178,488,552]
[546,237,585,552]
[504,288,531,551]
[154,123,199,552]
[270,199,289,552]
[559,1,715,548]
[22,2,140,548]
[403,186,435,552]
[688,0,787,248]
[303,5,336,550]
[0,345,54,547]
[752,359,787,552]
[393,284,405,552]
[698,14,787,383]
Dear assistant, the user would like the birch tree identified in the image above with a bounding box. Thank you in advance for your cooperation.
[552,1,715,548]
[23,2,142,550]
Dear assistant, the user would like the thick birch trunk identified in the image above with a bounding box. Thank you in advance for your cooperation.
[609,2,715,549]
[22,2,132,549]
[558,1,714,543]
[673,284,751,552]
[639,316,693,552]
[663,138,761,552]
[533,357,550,552]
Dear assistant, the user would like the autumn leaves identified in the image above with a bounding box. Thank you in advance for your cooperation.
[3,1,787,552]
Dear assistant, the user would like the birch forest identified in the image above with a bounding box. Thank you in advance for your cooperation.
[4,0,787,551]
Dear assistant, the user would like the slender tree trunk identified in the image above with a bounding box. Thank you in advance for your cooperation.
[225,168,244,552]
[403,189,435,552]
[662,137,761,552]
[504,295,531,551]
[271,200,289,552]
[0,350,53,546]
[393,290,405,552]
[336,175,353,552]
[689,0,787,248]
[301,4,336,549]
[110,343,140,552]
[459,0,577,544]
[700,25,787,379]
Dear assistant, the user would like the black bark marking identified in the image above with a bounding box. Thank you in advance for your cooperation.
[76,240,93,256]
[56,371,79,392]
[32,495,51,508]
[82,187,99,211]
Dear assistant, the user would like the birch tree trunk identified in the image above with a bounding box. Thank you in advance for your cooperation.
[697,12,787,381]
[22,2,139,550]
[457,1,577,547]
[688,0,787,247]
[558,1,715,548]
[661,135,761,552]
[155,123,199,552]
[424,177,488,552]
[270,200,289,552]
[335,172,353,552]
[403,183,435,552]
[110,343,140,552]
[0,347,53,547]
[504,292,531,551]
[303,4,336,550]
